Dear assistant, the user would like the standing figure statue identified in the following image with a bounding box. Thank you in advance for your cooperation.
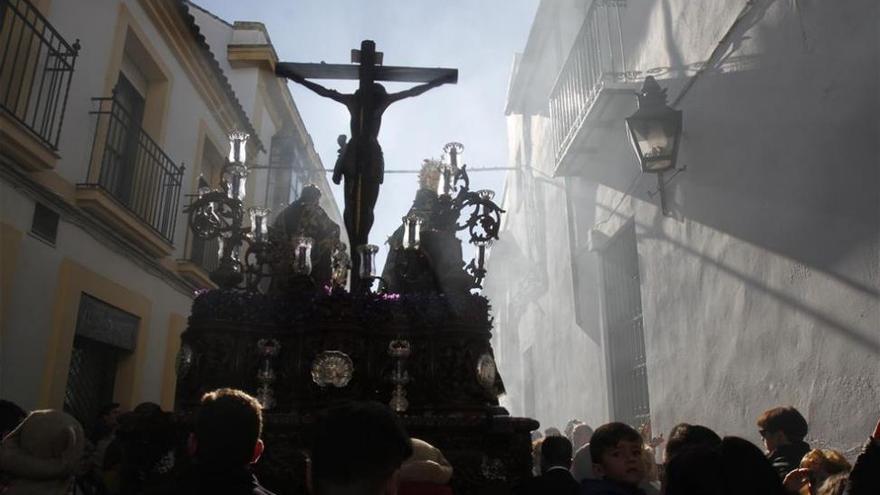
[286,72,455,255]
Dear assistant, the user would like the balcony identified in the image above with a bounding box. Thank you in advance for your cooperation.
[0,0,79,170]
[76,96,184,257]
[549,0,632,176]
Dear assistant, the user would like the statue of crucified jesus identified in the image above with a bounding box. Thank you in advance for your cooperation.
[276,40,457,289]
[286,72,453,253]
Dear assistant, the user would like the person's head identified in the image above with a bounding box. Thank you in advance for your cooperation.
[589,422,645,486]
[800,449,851,491]
[665,423,722,463]
[817,473,848,495]
[309,401,413,495]
[98,402,121,424]
[665,437,785,495]
[664,445,722,495]
[15,410,85,461]
[572,423,594,451]
[718,436,785,495]
[530,430,544,442]
[544,427,562,437]
[0,399,27,439]
[92,402,121,441]
[193,388,264,469]
[757,406,808,452]
[564,419,582,440]
[300,183,322,205]
[540,436,573,472]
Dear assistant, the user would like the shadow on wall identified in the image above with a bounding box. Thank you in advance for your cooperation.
[585,0,878,307]
[597,202,879,356]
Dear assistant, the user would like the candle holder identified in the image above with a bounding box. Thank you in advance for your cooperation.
[292,236,314,275]
[249,207,269,243]
[330,242,351,290]
[185,131,255,289]
[388,339,412,413]
[401,213,423,250]
[357,244,387,293]
[255,338,281,410]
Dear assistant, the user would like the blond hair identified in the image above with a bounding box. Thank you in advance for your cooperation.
[800,448,851,475]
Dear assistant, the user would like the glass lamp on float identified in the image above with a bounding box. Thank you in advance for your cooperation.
[401,213,423,250]
[292,236,313,276]
[357,244,386,293]
[249,207,269,243]
[243,207,270,289]
[625,76,682,216]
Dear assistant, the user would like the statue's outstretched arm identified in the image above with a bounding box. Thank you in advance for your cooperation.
[386,72,456,105]
[279,67,350,104]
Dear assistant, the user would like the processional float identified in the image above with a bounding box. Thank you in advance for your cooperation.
[177,40,537,495]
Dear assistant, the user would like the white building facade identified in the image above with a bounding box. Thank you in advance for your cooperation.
[0,0,340,429]
[486,0,878,457]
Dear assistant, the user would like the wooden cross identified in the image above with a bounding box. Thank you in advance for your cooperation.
[276,40,457,290]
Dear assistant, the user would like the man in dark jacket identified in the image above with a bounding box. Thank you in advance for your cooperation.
[845,417,880,495]
[515,435,579,495]
[171,388,276,495]
[756,406,811,479]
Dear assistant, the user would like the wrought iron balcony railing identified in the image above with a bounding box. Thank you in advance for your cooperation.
[549,0,627,162]
[84,95,184,244]
[0,0,79,150]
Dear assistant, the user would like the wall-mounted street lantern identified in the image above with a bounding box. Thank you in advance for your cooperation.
[625,76,682,174]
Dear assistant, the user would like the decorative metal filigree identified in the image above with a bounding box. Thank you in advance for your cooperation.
[311,351,354,388]
[476,353,497,391]
[435,143,505,290]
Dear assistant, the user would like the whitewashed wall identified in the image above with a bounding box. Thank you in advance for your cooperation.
[489,0,879,456]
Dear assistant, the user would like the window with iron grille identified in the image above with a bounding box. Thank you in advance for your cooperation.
[63,294,138,431]
[601,221,650,428]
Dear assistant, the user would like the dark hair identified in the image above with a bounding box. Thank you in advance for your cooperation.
[719,437,786,495]
[664,445,722,495]
[756,406,808,441]
[0,399,26,437]
[665,423,722,461]
[541,436,573,470]
[665,437,785,495]
[589,422,642,462]
[195,388,263,468]
[310,401,413,493]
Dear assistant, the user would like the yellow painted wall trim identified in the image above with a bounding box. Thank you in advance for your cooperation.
[0,112,61,172]
[74,186,174,258]
[0,223,24,341]
[138,0,249,148]
[29,169,77,203]
[227,44,278,71]
[175,260,216,290]
[160,312,187,410]
[41,259,153,409]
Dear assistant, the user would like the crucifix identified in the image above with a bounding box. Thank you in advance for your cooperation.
[276,40,457,290]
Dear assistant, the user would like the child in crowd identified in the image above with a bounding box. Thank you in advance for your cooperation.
[581,422,647,495]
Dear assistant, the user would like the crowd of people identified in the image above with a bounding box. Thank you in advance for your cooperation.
[525,406,878,495]
[1,394,877,495]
